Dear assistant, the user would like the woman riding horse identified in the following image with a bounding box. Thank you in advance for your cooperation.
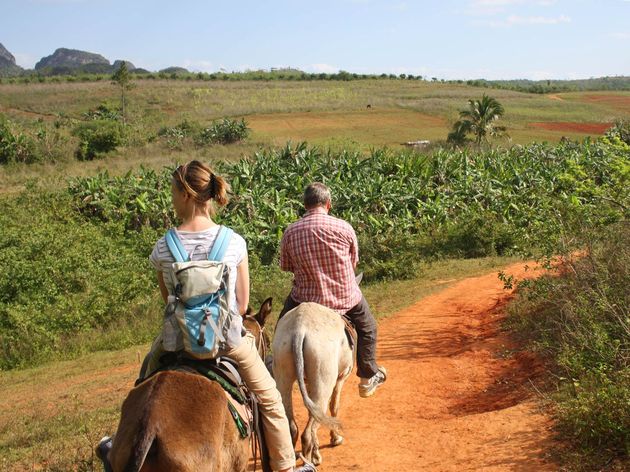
[98,161,314,472]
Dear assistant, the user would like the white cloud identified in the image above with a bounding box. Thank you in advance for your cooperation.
[13,53,37,69]
[391,2,408,11]
[525,69,556,80]
[612,32,630,39]
[483,13,571,27]
[506,14,571,24]
[305,63,339,73]
[468,0,557,15]
[181,59,215,73]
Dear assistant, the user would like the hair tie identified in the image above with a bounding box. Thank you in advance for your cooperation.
[209,173,217,198]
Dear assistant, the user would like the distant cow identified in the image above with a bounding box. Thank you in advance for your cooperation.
[366,104,372,109]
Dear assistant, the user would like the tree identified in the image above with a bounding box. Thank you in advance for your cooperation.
[446,120,471,147]
[111,62,134,125]
[447,94,507,147]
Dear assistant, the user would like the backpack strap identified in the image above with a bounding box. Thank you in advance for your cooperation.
[208,226,234,262]
[165,228,189,262]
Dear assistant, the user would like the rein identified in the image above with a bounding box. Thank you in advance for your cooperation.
[244,314,268,360]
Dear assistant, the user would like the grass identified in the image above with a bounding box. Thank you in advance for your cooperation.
[1,80,628,195]
[0,255,516,471]
[247,108,446,148]
[0,140,263,194]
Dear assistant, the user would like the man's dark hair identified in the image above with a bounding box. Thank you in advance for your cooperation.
[304,183,331,209]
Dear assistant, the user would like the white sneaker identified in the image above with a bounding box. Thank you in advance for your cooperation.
[358,366,387,398]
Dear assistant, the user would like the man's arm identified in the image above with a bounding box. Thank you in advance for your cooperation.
[279,233,294,272]
[350,227,359,269]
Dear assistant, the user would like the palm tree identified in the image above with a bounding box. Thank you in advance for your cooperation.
[448,94,507,147]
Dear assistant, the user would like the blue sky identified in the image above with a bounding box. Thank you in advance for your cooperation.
[2,0,629,80]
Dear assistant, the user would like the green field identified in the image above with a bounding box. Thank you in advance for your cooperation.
[1,79,628,193]
[0,78,628,470]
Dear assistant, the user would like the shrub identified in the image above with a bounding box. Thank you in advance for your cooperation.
[507,223,630,459]
[34,126,69,162]
[0,189,159,369]
[69,139,629,279]
[82,103,121,121]
[157,119,201,149]
[196,117,250,145]
[604,119,630,146]
[72,119,125,160]
[0,117,38,164]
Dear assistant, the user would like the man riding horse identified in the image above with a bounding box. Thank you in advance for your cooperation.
[278,183,387,398]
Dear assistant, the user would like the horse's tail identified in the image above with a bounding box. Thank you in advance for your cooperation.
[124,423,156,472]
[114,381,160,472]
[292,330,342,432]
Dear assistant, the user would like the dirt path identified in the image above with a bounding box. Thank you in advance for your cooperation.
[290,261,558,471]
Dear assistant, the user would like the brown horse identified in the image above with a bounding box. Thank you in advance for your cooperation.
[99,298,273,472]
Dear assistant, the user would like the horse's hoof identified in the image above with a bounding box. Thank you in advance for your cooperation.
[331,435,344,447]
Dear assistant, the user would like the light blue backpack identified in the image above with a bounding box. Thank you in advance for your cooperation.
[163,226,234,359]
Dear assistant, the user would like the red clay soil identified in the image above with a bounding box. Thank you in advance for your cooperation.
[288,262,559,471]
[529,121,611,134]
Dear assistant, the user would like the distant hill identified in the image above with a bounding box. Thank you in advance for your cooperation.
[0,43,24,76]
[35,47,109,70]
[28,49,140,76]
[159,66,190,75]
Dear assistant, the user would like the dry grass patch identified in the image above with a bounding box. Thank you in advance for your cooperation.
[247,108,447,148]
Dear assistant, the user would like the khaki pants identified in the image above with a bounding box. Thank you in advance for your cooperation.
[140,332,296,471]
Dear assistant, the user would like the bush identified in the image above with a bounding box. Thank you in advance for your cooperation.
[196,117,249,145]
[0,117,38,164]
[82,103,121,121]
[72,119,125,160]
[157,119,201,149]
[0,189,159,369]
[604,119,630,146]
[69,139,629,280]
[507,223,630,459]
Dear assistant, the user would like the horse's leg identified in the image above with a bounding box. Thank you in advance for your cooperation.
[305,372,336,466]
[275,372,298,447]
[300,414,316,465]
[329,377,346,447]
[330,356,352,447]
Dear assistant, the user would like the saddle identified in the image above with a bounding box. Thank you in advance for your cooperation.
[341,314,358,356]
[141,352,272,472]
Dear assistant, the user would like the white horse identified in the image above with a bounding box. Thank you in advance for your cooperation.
[272,302,354,466]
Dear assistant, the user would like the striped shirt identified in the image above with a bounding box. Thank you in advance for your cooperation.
[280,207,362,313]
[150,226,247,347]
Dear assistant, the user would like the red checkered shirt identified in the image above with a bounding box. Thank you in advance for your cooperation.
[280,207,362,313]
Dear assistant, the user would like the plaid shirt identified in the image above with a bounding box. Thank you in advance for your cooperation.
[280,207,362,313]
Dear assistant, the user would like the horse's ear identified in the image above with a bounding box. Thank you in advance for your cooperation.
[257,297,273,326]
[243,306,253,319]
